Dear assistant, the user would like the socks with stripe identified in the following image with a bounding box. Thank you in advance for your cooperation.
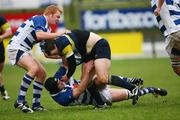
[139,87,156,96]
[32,81,43,108]
[17,74,33,103]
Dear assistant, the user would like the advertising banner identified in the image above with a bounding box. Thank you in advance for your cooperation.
[81,8,158,31]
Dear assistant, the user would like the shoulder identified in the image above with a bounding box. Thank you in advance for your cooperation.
[51,87,74,106]
[32,15,45,21]
[32,15,46,25]
[55,36,71,50]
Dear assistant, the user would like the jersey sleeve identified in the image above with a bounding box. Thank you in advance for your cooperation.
[32,16,47,32]
[55,36,77,78]
[51,87,74,106]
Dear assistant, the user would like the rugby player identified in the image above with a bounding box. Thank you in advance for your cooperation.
[44,68,167,108]
[0,16,12,100]
[43,29,143,107]
[151,0,180,76]
[7,5,68,113]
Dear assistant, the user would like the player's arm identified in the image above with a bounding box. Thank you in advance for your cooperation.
[73,60,94,98]
[0,19,12,42]
[61,44,77,81]
[43,51,62,59]
[33,16,69,41]
[154,0,164,16]
[36,30,66,41]
[36,29,71,41]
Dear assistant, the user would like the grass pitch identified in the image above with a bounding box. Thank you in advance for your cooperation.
[0,58,180,120]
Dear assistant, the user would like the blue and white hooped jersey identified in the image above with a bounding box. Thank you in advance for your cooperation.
[51,78,92,106]
[151,0,180,37]
[8,15,50,51]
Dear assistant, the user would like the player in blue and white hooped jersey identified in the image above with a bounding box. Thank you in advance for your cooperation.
[151,0,180,76]
[44,66,168,108]
[7,5,68,113]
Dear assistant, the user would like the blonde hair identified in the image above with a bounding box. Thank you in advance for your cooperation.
[43,5,63,15]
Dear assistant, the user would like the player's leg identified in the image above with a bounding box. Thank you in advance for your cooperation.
[0,63,10,100]
[109,88,129,102]
[31,59,46,111]
[93,61,140,105]
[116,76,144,86]
[108,75,139,92]
[166,31,180,76]
[15,53,45,113]
[139,87,167,97]
[170,54,180,76]
[131,86,167,105]
[0,43,10,100]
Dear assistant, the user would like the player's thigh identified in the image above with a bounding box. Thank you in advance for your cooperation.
[33,59,46,77]
[17,54,39,72]
[94,58,110,82]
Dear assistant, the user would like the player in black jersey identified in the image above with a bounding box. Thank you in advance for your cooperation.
[43,29,148,106]
[0,16,12,100]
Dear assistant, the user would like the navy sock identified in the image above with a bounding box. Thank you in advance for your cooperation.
[88,83,105,106]
[54,66,67,79]
[109,75,136,91]
[0,85,5,93]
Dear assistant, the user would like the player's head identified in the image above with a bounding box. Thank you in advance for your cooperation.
[43,5,63,24]
[44,77,60,94]
[44,40,57,56]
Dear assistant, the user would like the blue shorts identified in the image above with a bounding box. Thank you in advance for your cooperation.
[83,39,111,62]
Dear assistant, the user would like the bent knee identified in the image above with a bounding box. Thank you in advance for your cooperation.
[37,68,47,80]
[96,75,108,85]
[28,65,39,76]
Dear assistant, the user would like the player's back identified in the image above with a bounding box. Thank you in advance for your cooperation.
[68,29,90,56]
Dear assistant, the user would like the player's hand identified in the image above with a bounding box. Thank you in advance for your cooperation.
[57,29,71,36]
[63,29,71,34]
[60,75,69,82]
[154,7,161,16]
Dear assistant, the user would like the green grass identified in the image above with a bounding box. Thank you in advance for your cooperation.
[1,58,180,120]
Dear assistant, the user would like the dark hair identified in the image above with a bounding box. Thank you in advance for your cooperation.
[44,77,60,94]
[44,40,56,55]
